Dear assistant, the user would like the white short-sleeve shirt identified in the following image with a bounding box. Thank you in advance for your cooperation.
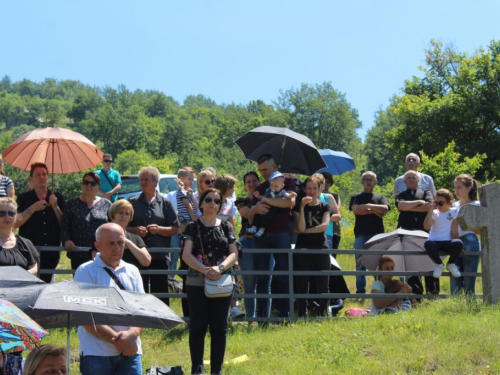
[428,207,459,241]
[74,254,144,357]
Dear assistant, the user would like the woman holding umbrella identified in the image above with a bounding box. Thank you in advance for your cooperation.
[61,172,112,270]
[14,163,65,283]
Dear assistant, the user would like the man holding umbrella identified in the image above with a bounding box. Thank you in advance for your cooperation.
[248,154,296,320]
[75,223,144,375]
[15,163,65,283]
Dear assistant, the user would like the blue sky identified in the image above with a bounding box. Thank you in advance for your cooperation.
[1,1,498,141]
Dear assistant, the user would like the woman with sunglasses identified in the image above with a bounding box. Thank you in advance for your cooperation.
[0,197,38,275]
[193,169,216,217]
[181,188,238,375]
[61,172,112,270]
[424,188,463,281]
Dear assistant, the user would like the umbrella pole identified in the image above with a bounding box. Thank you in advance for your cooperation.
[278,136,286,169]
[51,140,55,193]
[67,312,71,374]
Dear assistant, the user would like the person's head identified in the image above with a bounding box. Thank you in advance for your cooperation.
[385,279,404,294]
[269,171,285,193]
[176,167,196,189]
[198,188,222,216]
[321,172,333,192]
[361,171,377,192]
[197,170,216,195]
[23,345,67,375]
[434,188,454,212]
[29,163,49,190]
[303,175,323,198]
[200,166,217,176]
[82,172,100,195]
[403,170,420,190]
[102,153,113,170]
[108,200,134,228]
[95,223,125,268]
[243,171,260,196]
[257,154,277,181]
[405,153,421,171]
[214,174,237,199]
[454,174,478,202]
[377,256,395,280]
[0,197,17,231]
[138,166,160,194]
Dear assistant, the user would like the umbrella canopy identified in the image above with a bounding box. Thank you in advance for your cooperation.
[0,280,184,330]
[316,149,356,175]
[359,229,437,272]
[234,126,326,175]
[0,266,45,288]
[0,298,48,354]
[2,127,103,174]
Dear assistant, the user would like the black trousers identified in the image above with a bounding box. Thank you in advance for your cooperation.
[186,285,232,375]
[407,276,441,295]
[294,252,330,317]
[142,259,170,306]
[39,251,60,283]
[424,240,463,265]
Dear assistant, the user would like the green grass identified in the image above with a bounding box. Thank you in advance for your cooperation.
[44,297,500,374]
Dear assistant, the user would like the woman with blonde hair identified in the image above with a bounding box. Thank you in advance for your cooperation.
[194,169,216,217]
[23,345,66,375]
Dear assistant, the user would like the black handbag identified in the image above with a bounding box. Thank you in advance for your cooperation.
[145,365,184,375]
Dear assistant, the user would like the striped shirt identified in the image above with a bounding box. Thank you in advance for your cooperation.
[176,189,195,221]
[0,175,13,197]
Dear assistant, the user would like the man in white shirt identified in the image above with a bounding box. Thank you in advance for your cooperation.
[75,223,144,375]
[393,153,436,198]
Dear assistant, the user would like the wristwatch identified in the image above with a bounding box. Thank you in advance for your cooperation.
[218,264,225,272]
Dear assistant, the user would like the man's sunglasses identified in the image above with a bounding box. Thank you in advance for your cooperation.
[82,180,98,186]
[435,200,449,207]
[204,197,221,204]
[0,210,16,217]
[204,179,215,185]
[103,160,113,163]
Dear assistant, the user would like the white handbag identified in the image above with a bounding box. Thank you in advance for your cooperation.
[204,274,234,298]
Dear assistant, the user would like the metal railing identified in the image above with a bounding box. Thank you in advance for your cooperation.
[37,246,482,323]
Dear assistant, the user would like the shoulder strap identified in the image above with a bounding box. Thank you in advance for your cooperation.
[103,267,126,290]
[101,169,115,188]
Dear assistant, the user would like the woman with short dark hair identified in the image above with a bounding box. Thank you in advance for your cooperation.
[61,172,112,270]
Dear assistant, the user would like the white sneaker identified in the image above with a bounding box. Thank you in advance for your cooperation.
[446,263,462,278]
[433,263,444,278]
[230,307,246,319]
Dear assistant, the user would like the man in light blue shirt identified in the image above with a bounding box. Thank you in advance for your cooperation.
[96,153,122,202]
[75,223,144,375]
[392,153,436,198]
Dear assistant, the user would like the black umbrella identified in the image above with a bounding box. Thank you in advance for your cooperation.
[0,266,45,287]
[0,280,184,373]
[234,126,326,175]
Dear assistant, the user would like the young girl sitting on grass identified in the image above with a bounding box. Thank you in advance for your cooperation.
[423,188,463,279]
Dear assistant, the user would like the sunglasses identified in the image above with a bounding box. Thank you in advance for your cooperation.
[103,160,113,163]
[435,200,449,207]
[204,197,221,205]
[204,179,215,185]
[82,180,98,186]
[0,210,16,218]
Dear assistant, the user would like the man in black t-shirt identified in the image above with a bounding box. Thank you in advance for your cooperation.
[349,171,390,294]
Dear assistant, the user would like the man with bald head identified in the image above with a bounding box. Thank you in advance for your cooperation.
[393,153,436,198]
[75,223,145,375]
[350,171,390,295]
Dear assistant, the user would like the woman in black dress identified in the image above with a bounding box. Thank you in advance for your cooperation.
[61,172,112,269]
[182,188,238,375]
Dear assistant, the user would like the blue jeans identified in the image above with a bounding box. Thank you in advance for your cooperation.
[354,234,375,294]
[238,237,256,318]
[253,232,291,318]
[80,354,142,375]
[168,234,180,279]
[450,233,481,295]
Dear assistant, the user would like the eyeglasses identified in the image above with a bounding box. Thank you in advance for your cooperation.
[204,197,221,204]
[204,179,215,185]
[435,201,449,206]
[82,180,98,186]
[0,210,16,217]
[362,178,374,182]
[103,160,113,163]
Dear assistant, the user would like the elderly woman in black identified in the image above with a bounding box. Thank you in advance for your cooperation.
[182,188,238,375]
[61,172,112,270]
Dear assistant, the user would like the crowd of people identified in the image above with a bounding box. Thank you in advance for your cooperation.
[0,151,482,374]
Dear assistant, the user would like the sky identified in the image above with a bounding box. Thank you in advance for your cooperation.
[1,1,498,141]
